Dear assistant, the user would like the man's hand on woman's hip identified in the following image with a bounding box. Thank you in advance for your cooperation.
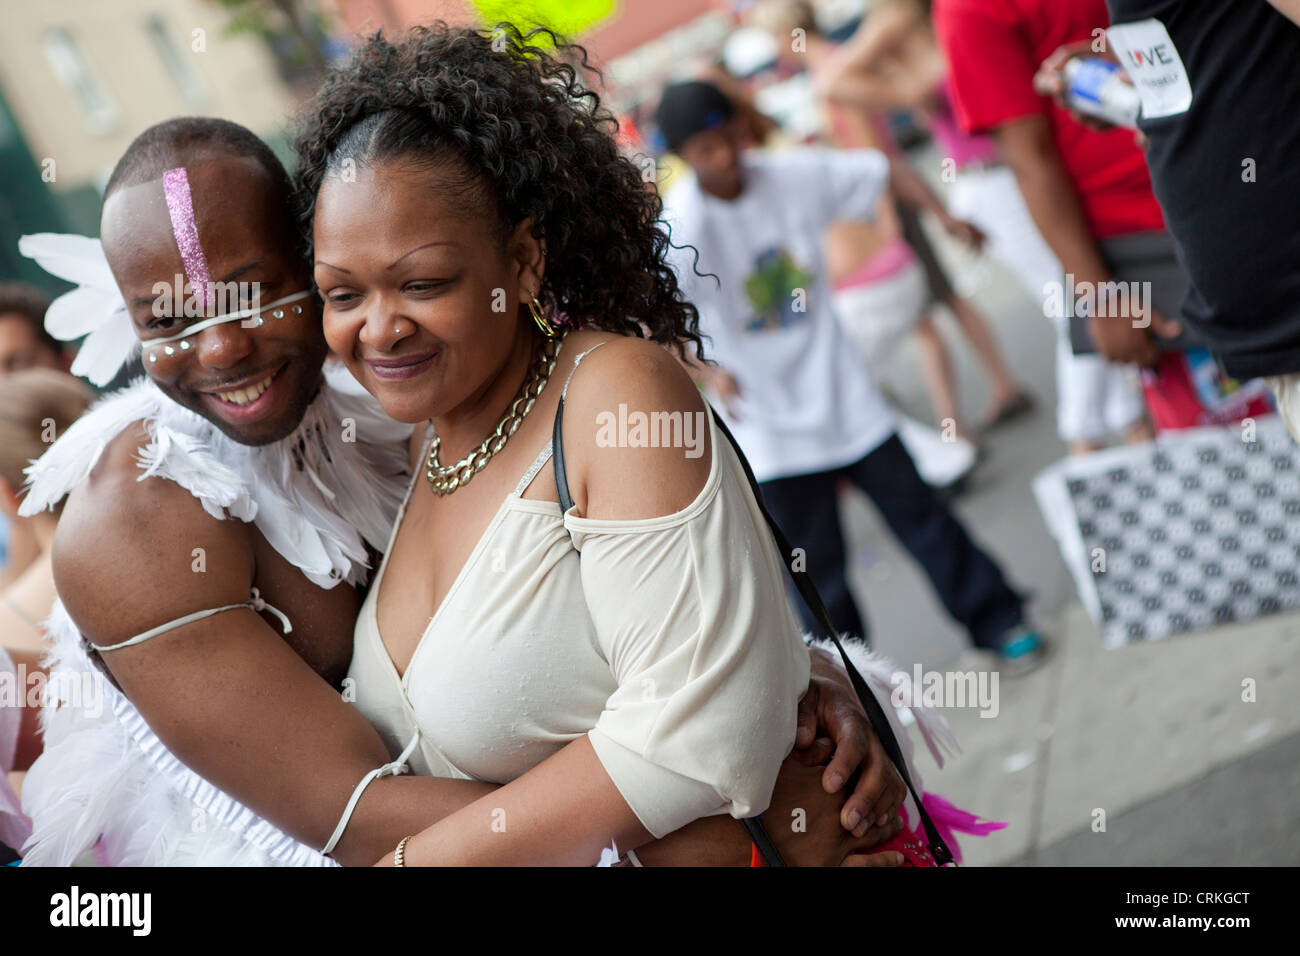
[798,646,908,836]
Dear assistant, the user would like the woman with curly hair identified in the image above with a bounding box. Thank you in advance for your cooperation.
[296,23,924,866]
[14,112,911,869]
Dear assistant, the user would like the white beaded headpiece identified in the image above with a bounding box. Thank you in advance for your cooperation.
[18,233,313,383]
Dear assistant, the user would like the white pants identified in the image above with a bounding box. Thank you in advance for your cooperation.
[948,165,1146,443]
[1267,374,1300,442]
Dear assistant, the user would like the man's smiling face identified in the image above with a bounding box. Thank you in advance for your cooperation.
[100,154,328,446]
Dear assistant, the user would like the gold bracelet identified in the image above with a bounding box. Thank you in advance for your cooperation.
[394,835,413,868]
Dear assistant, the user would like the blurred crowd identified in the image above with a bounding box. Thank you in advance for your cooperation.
[597,0,1293,676]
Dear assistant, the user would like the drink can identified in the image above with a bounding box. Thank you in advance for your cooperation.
[1063,57,1141,128]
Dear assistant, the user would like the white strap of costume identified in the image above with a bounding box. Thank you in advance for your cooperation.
[145,289,314,347]
[88,587,293,652]
[321,729,422,857]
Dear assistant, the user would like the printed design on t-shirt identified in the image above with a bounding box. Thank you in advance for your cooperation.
[743,247,812,332]
[1105,19,1193,119]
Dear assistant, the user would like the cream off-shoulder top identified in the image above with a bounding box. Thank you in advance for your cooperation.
[347,343,812,840]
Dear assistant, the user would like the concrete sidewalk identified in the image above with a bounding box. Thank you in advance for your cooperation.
[918,603,1300,866]
[846,184,1300,866]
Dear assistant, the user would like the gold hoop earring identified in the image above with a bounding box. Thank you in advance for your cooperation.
[528,294,557,339]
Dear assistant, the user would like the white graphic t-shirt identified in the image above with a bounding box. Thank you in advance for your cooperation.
[663,148,895,482]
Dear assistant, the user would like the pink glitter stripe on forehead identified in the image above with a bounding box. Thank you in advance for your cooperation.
[161,167,213,311]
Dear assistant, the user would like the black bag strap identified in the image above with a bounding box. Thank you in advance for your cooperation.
[552,393,953,866]
[553,391,576,515]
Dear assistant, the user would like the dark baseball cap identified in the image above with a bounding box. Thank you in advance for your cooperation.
[653,80,736,153]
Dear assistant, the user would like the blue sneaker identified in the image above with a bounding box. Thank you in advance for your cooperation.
[999,628,1048,676]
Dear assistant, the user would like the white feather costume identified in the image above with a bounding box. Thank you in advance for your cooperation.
[16,369,411,866]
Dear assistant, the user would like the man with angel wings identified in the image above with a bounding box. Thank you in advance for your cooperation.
[7,117,924,866]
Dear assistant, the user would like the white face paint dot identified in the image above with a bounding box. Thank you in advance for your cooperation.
[292,304,303,314]
[254,316,264,327]
[163,345,175,355]
[272,309,283,319]
[180,339,191,350]
[148,352,158,363]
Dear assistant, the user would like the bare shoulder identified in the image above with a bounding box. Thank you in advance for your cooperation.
[559,333,713,521]
[53,423,253,648]
[560,333,706,420]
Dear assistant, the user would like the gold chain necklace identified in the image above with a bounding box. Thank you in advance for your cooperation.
[424,334,563,496]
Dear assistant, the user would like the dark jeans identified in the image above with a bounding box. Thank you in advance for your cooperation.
[760,434,1024,649]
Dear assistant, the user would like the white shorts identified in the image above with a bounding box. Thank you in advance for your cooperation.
[949,165,1146,443]
[832,258,928,379]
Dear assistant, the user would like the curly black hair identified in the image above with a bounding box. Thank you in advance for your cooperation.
[292,22,705,360]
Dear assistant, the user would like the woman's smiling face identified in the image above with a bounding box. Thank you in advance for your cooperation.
[312,157,543,425]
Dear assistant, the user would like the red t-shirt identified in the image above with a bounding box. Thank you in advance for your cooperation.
[932,0,1165,239]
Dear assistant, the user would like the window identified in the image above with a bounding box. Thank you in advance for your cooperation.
[41,27,119,135]
[145,13,208,108]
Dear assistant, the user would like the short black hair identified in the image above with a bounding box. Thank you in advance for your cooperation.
[0,281,60,353]
[103,117,297,233]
